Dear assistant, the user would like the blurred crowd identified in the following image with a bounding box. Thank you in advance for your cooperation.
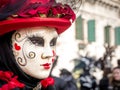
[51,45,120,90]
[52,57,120,90]
[77,56,120,90]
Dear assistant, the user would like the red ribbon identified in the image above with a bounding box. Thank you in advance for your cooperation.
[40,77,54,88]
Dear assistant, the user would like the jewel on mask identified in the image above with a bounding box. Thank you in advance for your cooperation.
[14,43,21,51]
[13,51,19,56]
[28,51,36,59]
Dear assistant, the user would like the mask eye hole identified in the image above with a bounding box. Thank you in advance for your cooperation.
[28,36,44,46]
[50,37,57,46]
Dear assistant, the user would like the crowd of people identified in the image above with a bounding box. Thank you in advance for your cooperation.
[49,45,120,90]
[72,56,120,90]
[50,58,120,90]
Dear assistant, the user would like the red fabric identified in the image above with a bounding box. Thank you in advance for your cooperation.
[0,0,75,36]
[0,71,25,90]
[0,17,71,35]
[40,77,54,88]
[0,0,9,8]
[29,0,50,4]
[17,2,75,22]
[0,71,55,89]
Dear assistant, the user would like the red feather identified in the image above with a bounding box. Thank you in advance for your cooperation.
[29,0,51,4]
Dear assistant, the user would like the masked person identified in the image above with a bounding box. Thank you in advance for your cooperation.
[0,0,76,89]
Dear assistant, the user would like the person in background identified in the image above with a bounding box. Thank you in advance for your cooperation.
[79,67,97,90]
[50,57,70,90]
[0,0,76,89]
[59,68,78,90]
[110,66,120,90]
[99,68,112,90]
[117,59,120,67]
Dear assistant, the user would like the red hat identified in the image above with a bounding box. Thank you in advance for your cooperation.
[0,0,76,35]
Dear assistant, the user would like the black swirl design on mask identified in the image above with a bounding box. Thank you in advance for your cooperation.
[15,32,21,41]
[14,32,26,42]
[27,51,36,59]
[17,57,27,66]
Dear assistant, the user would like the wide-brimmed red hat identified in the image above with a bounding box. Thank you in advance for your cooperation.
[0,0,76,35]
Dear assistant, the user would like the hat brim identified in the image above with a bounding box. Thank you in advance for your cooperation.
[0,17,71,35]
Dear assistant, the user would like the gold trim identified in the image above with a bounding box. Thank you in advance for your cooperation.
[33,83,42,90]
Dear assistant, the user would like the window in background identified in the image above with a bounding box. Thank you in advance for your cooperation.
[104,25,111,45]
[115,27,120,45]
[87,20,95,42]
[75,16,83,40]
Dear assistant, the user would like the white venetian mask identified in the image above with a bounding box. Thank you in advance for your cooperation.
[11,27,58,79]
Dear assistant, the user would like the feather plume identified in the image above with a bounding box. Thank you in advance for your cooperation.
[56,0,82,14]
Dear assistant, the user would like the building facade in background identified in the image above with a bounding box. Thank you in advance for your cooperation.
[76,0,120,46]
[53,0,120,76]
[75,0,120,67]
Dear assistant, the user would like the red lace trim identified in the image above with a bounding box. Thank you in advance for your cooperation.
[0,71,25,90]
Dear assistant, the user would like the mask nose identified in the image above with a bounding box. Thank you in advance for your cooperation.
[41,47,54,59]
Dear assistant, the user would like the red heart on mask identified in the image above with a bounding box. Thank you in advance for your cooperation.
[14,43,21,51]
